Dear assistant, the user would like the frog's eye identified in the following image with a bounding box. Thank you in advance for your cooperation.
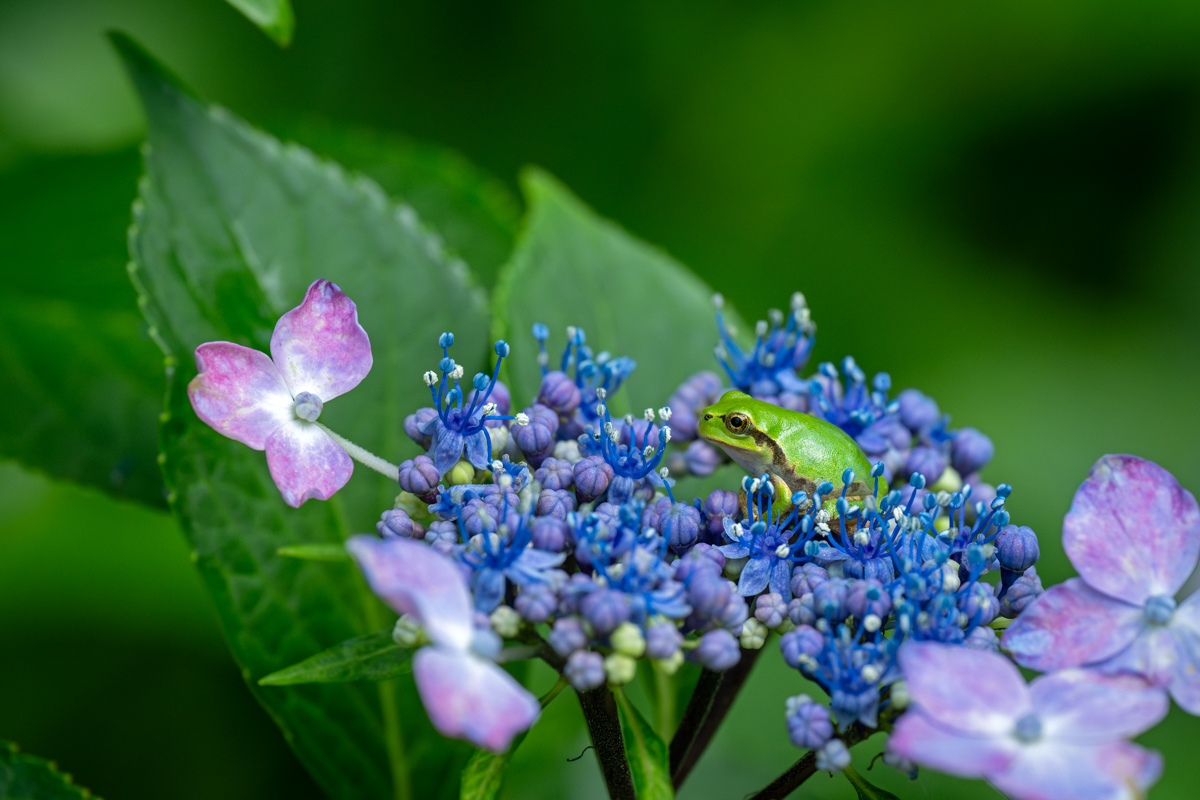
[725,413,751,434]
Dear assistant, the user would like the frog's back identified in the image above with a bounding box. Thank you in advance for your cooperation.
[773,407,878,499]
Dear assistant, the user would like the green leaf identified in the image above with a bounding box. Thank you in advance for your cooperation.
[457,739,523,800]
[259,630,414,685]
[114,32,487,800]
[224,0,295,46]
[277,543,351,562]
[493,168,744,417]
[0,741,96,799]
[0,150,165,508]
[614,688,674,800]
[843,765,903,800]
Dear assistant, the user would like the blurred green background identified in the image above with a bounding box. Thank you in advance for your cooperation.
[2,0,1200,797]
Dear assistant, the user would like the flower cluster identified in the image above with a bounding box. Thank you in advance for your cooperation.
[189,279,1197,800]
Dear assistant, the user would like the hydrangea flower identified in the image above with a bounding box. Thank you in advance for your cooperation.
[346,535,541,753]
[1003,455,1200,712]
[718,474,813,601]
[188,279,372,507]
[891,641,1167,800]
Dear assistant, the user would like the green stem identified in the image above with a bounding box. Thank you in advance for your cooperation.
[653,662,675,741]
[745,723,877,800]
[576,686,637,800]
[319,423,400,480]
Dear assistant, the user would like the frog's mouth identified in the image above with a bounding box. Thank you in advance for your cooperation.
[704,437,771,475]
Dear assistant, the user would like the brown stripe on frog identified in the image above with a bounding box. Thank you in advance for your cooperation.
[732,415,872,502]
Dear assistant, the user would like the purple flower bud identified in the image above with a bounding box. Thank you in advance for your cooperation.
[462,500,502,538]
[398,455,441,500]
[780,625,824,669]
[815,739,851,772]
[424,520,459,545]
[813,579,850,621]
[787,594,817,627]
[998,565,1044,618]
[534,457,575,491]
[580,589,631,635]
[786,698,833,750]
[687,572,732,617]
[951,427,993,476]
[904,445,947,483]
[487,380,512,415]
[673,547,724,582]
[557,574,596,616]
[515,583,558,624]
[702,489,739,539]
[573,456,614,503]
[538,371,582,415]
[790,563,829,599]
[690,629,741,671]
[831,686,881,728]
[645,623,684,660]
[377,508,425,539]
[669,405,699,441]
[536,488,576,520]
[755,592,787,628]
[718,594,749,632]
[641,496,672,533]
[661,502,701,555]
[856,416,910,456]
[962,581,999,626]
[530,516,569,551]
[995,524,1040,572]
[964,625,1000,651]
[564,650,606,690]
[682,440,722,477]
[775,391,808,413]
[403,407,439,449]
[897,388,939,432]
[513,405,558,467]
[846,579,891,620]
[549,617,589,656]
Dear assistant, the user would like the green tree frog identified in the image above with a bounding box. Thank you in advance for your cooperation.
[698,390,883,513]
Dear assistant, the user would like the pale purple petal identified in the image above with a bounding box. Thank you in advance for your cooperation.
[1029,669,1168,742]
[990,741,1161,800]
[716,543,750,559]
[1064,455,1200,604]
[768,558,793,602]
[1002,578,1142,671]
[431,426,465,477]
[888,709,1016,778]
[1093,625,1178,688]
[265,421,353,508]
[346,535,473,650]
[1167,592,1200,713]
[414,646,541,753]
[270,279,372,402]
[737,556,771,596]
[471,569,506,613]
[898,641,1028,735]
[464,430,491,470]
[188,342,294,449]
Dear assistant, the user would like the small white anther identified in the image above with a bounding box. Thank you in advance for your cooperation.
[712,293,725,309]
[423,371,438,386]
[659,467,670,479]
[853,531,869,547]
[449,365,464,381]
[775,544,791,559]
[624,414,634,426]
[643,445,657,459]
[864,614,882,632]
[595,387,607,400]
[481,403,497,416]
[790,292,806,311]
[658,406,672,421]
[609,430,620,444]
[515,413,530,427]
[861,665,881,683]
[755,320,768,338]
[566,325,577,340]
[596,403,607,417]
[662,426,671,443]
[604,421,615,435]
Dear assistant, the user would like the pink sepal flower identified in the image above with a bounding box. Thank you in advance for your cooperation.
[891,642,1167,800]
[187,280,372,507]
[346,535,541,753]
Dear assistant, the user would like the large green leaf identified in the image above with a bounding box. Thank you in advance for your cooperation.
[493,168,743,416]
[224,0,295,46]
[614,688,674,800]
[843,766,903,800]
[0,151,165,507]
[114,32,488,800]
[0,742,95,799]
[260,630,414,686]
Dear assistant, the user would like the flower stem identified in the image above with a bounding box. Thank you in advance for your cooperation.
[669,645,763,789]
[744,723,876,800]
[318,424,400,480]
[576,686,636,800]
[653,661,675,741]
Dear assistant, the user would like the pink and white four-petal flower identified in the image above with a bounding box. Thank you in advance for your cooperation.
[347,534,542,753]
[188,279,372,508]
[1002,454,1200,712]
[891,641,1166,800]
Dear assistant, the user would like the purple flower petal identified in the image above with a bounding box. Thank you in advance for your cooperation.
[1028,669,1168,742]
[737,556,771,597]
[989,741,1162,800]
[899,641,1029,735]
[265,421,353,508]
[1002,578,1142,671]
[716,543,750,560]
[270,279,372,402]
[889,709,1016,778]
[471,569,507,613]
[413,646,541,753]
[346,535,473,650]
[188,342,294,449]
[1168,592,1200,713]
[464,430,491,470]
[1064,455,1200,605]
[768,558,793,602]
[1093,625,1178,688]
[431,425,465,477]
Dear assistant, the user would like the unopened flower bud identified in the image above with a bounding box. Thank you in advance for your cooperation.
[610,622,646,658]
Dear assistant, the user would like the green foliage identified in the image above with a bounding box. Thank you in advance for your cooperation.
[224,0,294,46]
[493,168,743,418]
[114,32,488,800]
[277,543,351,562]
[614,688,674,800]
[457,741,522,800]
[259,630,414,686]
[843,765,904,800]
[0,742,95,799]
